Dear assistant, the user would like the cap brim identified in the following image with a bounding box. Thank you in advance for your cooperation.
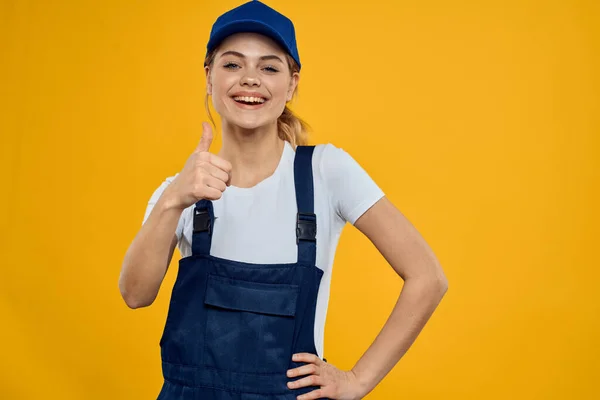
[205,20,292,64]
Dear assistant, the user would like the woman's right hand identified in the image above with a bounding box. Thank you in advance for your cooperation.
[164,122,232,210]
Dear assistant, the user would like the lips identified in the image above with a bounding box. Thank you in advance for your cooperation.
[230,92,269,109]
[231,91,268,99]
[233,96,266,105]
[231,96,267,109]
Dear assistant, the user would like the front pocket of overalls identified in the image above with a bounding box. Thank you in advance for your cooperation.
[203,273,299,374]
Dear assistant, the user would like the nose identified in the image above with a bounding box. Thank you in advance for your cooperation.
[240,70,260,87]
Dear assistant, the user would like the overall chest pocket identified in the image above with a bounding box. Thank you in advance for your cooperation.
[203,273,299,374]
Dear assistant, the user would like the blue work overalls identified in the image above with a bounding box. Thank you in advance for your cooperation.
[157,146,329,399]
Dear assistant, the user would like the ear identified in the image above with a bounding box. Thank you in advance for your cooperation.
[205,66,212,95]
[286,72,300,102]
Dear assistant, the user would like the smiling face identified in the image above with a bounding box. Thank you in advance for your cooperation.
[205,32,300,131]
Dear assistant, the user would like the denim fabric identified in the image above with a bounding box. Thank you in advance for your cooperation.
[157,146,329,399]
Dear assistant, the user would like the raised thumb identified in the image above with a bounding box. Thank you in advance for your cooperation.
[196,122,213,152]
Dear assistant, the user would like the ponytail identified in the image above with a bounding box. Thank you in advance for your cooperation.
[277,104,310,147]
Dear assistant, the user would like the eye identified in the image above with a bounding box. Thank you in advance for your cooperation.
[223,62,239,69]
[263,65,279,73]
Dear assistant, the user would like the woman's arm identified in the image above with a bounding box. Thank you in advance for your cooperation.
[119,192,182,309]
[350,196,448,397]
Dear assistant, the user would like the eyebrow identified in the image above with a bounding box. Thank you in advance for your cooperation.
[219,50,284,63]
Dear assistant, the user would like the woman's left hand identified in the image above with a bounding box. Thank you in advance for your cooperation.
[287,353,366,400]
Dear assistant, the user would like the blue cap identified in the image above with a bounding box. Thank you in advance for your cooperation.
[204,0,301,70]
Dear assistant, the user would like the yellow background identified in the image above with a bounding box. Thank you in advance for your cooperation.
[1,0,598,398]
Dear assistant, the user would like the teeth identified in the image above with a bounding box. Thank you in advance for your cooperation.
[233,96,266,103]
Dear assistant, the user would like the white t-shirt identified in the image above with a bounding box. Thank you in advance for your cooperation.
[142,141,385,359]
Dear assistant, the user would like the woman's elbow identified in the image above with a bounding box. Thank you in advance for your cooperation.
[434,268,449,294]
[118,277,155,309]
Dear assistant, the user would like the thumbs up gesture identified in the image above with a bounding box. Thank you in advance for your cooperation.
[165,122,233,210]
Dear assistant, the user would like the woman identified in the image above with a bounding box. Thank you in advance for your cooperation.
[119,1,448,399]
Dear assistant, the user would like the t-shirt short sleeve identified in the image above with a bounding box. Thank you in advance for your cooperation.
[319,144,385,225]
[142,173,185,241]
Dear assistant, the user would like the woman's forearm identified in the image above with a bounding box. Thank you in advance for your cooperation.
[119,190,183,308]
[350,276,448,397]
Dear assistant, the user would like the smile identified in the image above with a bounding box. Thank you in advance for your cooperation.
[231,96,268,109]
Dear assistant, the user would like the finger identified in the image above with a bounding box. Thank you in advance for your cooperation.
[204,163,230,183]
[287,363,318,378]
[205,176,227,193]
[196,122,213,153]
[287,374,322,390]
[292,353,321,365]
[296,388,325,400]
[201,186,223,201]
[208,153,233,174]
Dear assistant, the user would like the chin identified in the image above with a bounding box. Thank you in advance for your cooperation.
[225,115,277,131]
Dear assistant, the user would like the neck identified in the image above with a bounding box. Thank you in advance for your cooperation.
[217,120,286,188]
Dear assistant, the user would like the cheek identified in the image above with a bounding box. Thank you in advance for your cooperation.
[273,94,288,114]
[210,72,233,95]
[211,83,233,111]
[269,81,292,105]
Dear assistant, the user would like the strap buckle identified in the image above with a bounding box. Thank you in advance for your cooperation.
[193,208,211,234]
[296,212,316,244]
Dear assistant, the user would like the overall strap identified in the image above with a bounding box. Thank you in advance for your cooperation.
[191,198,214,256]
[294,145,317,265]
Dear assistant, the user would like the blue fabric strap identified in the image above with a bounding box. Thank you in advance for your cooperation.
[191,199,214,256]
[294,146,317,265]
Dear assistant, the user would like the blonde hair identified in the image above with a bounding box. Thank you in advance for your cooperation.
[204,47,311,147]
